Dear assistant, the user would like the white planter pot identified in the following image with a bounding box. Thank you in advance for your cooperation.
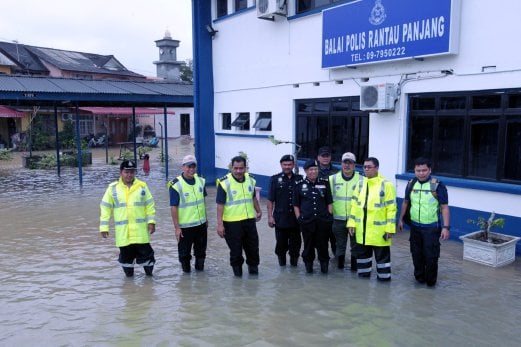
[459,231,520,267]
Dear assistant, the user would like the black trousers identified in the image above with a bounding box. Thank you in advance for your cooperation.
[224,219,260,267]
[300,219,331,263]
[118,243,155,268]
[355,244,391,280]
[274,226,302,258]
[178,222,208,263]
[410,225,441,285]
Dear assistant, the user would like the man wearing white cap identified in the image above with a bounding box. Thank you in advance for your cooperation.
[329,152,364,271]
[169,154,208,273]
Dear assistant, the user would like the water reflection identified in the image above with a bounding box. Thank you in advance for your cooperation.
[1,159,521,346]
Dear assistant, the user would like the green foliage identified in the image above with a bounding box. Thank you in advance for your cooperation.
[0,149,13,161]
[180,59,193,82]
[467,212,505,240]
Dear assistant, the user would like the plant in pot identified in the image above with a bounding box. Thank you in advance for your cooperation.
[460,212,520,267]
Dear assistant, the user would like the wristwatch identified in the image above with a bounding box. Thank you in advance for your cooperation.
[442,226,450,230]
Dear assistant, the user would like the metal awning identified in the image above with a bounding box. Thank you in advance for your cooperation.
[78,106,175,115]
[0,105,24,118]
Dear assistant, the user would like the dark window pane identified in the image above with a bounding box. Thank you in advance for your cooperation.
[508,94,521,108]
[235,0,247,11]
[296,115,328,159]
[504,119,521,180]
[222,113,231,130]
[297,102,312,113]
[217,0,227,17]
[352,100,361,111]
[437,116,465,175]
[408,116,433,170]
[411,97,435,110]
[314,102,330,113]
[468,116,499,178]
[231,113,249,130]
[331,115,369,164]
[440,96,466,110]
[253,112,271,131]
[332,101,349,112]
[472,95,501,109]
[297,0,312,13]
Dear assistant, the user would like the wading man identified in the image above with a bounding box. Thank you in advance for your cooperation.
[100,160,156,277]
[398,157,450,287]
[216,156,262,277]
[169,155,208,273]
[267,154,303,267]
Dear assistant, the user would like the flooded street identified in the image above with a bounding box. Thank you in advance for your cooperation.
[1,141,521,346]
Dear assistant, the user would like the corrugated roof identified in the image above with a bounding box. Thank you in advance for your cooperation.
[0,75,193,107]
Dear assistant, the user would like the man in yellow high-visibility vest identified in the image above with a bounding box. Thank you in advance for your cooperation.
[100,160,156,277]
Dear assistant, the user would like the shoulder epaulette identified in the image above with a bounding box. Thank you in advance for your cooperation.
[167,177,179,189]
[295,178,304,185]
[218,175,228,181]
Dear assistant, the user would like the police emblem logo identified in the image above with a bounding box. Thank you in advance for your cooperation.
[369,0,386,26]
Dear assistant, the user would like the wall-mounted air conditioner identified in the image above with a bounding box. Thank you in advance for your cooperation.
[360,83,397,111]
[257,0,287,19]
[61,113,73,121]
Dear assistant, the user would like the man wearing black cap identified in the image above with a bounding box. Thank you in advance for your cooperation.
[293,159,333,274]
[100,160,156,277]
[267,154,303,267]
[317,146,338,258]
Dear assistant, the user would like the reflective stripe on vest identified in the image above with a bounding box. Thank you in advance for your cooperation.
[174,176,207,228]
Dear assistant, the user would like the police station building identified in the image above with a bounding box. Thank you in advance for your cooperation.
[192,0,521,251]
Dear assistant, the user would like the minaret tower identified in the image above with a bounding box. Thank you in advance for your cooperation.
[154,30,183,81]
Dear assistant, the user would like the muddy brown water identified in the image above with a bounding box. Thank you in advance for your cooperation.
[1,140,521,346]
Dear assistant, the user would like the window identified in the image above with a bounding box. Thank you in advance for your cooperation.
[253,112,272,131]
[235,0,247,11]
[407,91,521,184]
[296,97,369,162]
[231,112,250,130]
[222,113,231,130]
[297,0,349,14]
[217,0,228,17]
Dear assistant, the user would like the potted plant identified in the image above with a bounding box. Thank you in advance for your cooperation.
[460,212,520,267]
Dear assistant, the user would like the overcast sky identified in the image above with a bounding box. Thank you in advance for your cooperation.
[0,0,193,77]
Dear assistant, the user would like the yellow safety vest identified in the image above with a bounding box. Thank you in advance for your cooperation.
[171,175,207,228]
[100,177,156,247]
[347,174,396,246]
[410,180,439,224]
[218,173,256,222]
[329,171,363,221]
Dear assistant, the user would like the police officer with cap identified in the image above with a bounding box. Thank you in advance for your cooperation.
[267,154,303,267]
[293,159,333,274]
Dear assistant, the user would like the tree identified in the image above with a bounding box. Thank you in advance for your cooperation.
[180,59,193,82]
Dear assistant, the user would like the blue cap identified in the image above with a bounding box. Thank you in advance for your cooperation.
[303,159,318,170]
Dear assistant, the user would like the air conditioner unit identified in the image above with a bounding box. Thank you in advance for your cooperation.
[360,83,397,111]
[257,0,287,19]
[61,113,73,121]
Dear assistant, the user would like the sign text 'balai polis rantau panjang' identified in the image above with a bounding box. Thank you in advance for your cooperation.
[322,0,461,68]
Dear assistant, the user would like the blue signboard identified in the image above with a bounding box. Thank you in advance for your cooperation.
[322,0,461,68]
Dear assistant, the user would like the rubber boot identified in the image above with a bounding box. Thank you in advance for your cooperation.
[320,261,329,274]
[278,255,286,266]
[232,265,243,277]
[350,256,358,272]
[195,258,205,271]
[181,260,191,273]
[144,265,153,276]
[248,265,259,275]
[305,262,313,274]
[123,267,134,277]
[290,256,298,267]
[337,255,345,269]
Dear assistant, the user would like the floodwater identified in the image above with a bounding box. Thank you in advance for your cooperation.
[1,142,521,346]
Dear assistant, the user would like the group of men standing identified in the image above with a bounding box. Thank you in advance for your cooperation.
[99,149,449,287]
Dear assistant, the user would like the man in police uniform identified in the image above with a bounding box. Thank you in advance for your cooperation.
[169,154,208,273]
[293,159,333,274]
[317,146,338,258]
[398,157,450,287]
[216,155,262,277]
[267,154,303,267]
[329,152,363,271]
[347,157,397,281]
[100,160,156,277]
